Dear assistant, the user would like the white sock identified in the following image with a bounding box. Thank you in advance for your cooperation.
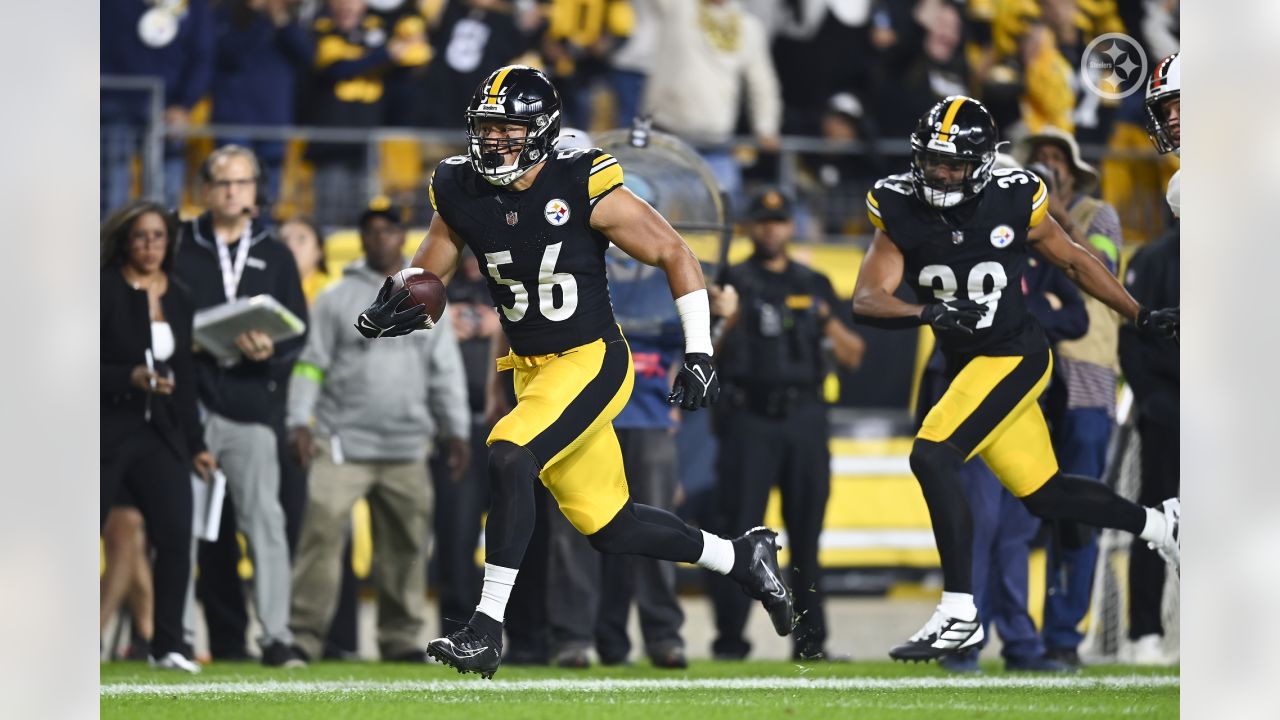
[696,530,735,575]
[476,563,519,623]
[1139,507,1168,544]
[939,591,977,621]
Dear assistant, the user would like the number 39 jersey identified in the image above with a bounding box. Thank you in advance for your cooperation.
[430,148,626,356]
[866,168,1051,361]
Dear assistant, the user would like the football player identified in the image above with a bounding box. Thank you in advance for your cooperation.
[853,96,1180,663]
[1146,52,1180,215]
[354,65,795,678]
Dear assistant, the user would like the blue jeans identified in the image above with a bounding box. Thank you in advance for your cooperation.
[101,108,186,215]
[609,69,646,129]
[1043,406,1114,650]
[962,459,1044,662]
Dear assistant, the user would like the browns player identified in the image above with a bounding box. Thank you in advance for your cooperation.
[354,65,795,678]
[852,96,1180,662]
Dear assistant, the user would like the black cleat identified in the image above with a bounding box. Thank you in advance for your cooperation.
[426,623,503,679]
[736,527,797,636]
[889,607,984,663]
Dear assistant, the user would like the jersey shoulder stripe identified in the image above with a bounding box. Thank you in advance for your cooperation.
[1029,176,1049,228]
[587,151,624,203]
[429,155,472,214]
[866,190,885,231]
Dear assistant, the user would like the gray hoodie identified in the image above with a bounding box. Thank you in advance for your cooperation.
[287,260,469,462]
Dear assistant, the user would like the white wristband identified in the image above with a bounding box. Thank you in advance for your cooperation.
[674,289,713,356]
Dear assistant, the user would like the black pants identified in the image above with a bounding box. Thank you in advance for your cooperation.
[503,482,552,662]
[1129,416,1179,639]
[545,428,685,661]
[708,402,831,658]
[101,425,193,657]
[431,420,491,635]
[197,499,249,658]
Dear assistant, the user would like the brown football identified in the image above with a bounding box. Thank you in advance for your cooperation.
[391,268,447,326]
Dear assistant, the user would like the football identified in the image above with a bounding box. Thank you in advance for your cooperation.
[391,268,447,326]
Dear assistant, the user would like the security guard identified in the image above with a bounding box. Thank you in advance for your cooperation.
[709,188,865,661]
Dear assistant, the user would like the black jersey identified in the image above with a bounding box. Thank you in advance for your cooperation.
[430,148,626,356]
[866,168,1051,361]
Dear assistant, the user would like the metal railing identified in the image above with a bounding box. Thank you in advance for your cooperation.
[99,78,1173,241]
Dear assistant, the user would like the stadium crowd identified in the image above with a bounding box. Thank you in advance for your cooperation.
[100,0,1180,673]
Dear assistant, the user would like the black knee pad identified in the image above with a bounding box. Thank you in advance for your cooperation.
[909,439,964,488]
[488,441,540,491]
[587,502,637,554]
[1019,473,1082,519]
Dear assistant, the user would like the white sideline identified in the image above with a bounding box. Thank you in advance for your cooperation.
[101,675,1180,697]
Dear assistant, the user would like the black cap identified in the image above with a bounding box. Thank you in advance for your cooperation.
[358,195,405,229]
[746,187,794,222]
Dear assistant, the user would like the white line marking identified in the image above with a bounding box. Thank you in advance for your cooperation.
[101,675,1179,697]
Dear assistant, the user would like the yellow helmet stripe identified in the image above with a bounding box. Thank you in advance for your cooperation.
[487,66,516,103]
[935,97,968,143]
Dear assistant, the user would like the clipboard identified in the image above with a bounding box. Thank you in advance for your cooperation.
[193,294,306,363]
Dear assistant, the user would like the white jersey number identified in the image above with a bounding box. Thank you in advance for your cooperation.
[485,242,579,323]
[919,261,1007,329]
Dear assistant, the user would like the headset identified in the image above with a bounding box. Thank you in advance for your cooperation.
[200,144,268,215]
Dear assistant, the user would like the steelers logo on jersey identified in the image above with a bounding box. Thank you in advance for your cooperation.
[544,199,570,226]
[990,224,1015,248]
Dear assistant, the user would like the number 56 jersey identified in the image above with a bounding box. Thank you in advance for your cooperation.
[866,168,1052,362]
[430,148,626,356]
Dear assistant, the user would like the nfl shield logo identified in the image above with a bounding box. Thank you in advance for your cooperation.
[506,211,519,227]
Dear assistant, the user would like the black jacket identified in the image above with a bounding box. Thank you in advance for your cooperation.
[1118,225,1179,425]
[101,268,205,462]
[174,214,308,426]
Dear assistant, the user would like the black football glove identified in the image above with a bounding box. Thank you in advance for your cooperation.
[354,277,429,339]
[668,352,720,411]
[920,298,986,335]
[1136,306,1179,341]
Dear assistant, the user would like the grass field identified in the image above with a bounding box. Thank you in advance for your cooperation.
[101,659,1178,718]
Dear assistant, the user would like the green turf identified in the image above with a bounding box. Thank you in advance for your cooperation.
[101,660,1179,719]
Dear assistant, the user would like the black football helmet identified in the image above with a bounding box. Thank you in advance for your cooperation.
[909,96,999,208]
[465,65,563,186]
[1144,53,1180,156]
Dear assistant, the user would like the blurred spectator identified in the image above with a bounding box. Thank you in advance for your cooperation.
[101,200,218,673]
[798,92,885,239]
[422,0,540,129]
[280,217,334,305]
[175,145,310,667]
[211,0,314,207]
[544,247,689,669]
[539,0,634,129]
[434,249,503,636]
[100,506,153,659]
[366,0,435,125]
[869,0,968,138]
[707,189,864,661]
[1018,129,1126,669]
[304,0,430,226]
[101,0,214,215]
[287,198,469,662]
[608,0,656,129]
[644,0,782,200]
[1118,220,1179,665]
[771,0,874,137]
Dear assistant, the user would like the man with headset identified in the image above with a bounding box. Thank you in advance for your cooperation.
[175,144,310,667]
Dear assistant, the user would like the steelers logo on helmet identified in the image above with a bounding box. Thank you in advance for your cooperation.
[909,96,998,208]
[465,65,563,186]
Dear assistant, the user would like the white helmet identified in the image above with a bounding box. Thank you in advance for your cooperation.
[1145,53,1180,155]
